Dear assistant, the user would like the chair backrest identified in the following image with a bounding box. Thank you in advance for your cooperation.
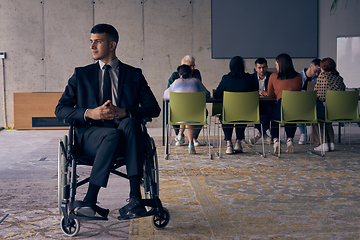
[325,90,359,122]
[212,89,222,117]
[280,90,317,123]
[169,91,207,125]
[222,91,260,124]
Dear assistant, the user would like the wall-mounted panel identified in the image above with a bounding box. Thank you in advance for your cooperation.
[337,36,360,88]
[211,0,318,59]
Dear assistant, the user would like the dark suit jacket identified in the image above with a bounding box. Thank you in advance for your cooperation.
[55,60,160,147]
[213,72,258,99]
[251,71,272,91]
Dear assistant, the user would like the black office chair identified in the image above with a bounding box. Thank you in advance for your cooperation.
[58,118,170,237]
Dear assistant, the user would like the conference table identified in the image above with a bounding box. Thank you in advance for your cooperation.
[161,96,277,146]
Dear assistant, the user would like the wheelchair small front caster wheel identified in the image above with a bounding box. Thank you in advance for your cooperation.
[60,216,80,237]
[152,207,170,229]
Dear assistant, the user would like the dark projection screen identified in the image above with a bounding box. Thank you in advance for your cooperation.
[211,0,318,59]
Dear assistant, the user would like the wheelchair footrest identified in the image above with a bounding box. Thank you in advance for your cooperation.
[117,198,159,220]
[117,209,155,220]
[70,212,108,221]
[68,201,109,221]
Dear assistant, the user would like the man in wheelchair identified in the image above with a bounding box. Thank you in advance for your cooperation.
[55,24,161,219]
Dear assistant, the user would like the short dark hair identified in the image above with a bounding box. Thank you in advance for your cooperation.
[91,23,119,44]
[177,65,192,79]
[311,58,321,66]
[255,58,267,66]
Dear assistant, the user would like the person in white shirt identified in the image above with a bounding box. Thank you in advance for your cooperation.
[249,58,272,145]
[297,58,321,145]
[164,65,210,154]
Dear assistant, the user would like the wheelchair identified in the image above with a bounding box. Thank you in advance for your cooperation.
[57,118,170,237]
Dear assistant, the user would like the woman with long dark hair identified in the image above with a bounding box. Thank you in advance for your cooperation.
[267,53,302,154]
[214,56,258,154]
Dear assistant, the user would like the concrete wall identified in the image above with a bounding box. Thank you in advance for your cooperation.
[0,0,359,128]
[319,0,360,59]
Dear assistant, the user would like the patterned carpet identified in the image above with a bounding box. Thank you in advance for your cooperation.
[134,136,360,239]
[0,129,359,239]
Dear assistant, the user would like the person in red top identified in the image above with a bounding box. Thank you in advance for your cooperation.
[267,53,302,154]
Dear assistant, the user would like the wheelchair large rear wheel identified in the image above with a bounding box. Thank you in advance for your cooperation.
[142,137,160,199]
[60,216,80,237]
[58,135,68,215]
[150,137,160,197]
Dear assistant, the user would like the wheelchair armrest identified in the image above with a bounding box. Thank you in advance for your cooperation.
[63,118,75,126]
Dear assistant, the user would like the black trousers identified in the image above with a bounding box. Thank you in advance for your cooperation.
[267,99,297,139]
[82,117,144,187]
[222,124,246,141]
[255,101,272,134]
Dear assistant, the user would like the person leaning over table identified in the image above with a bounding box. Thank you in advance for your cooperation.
[164,64,210,154]
[167,55,203,147]
[213,56,258,155]
[266,53,302,154]
[312,57,346,152]
[297,58,321,145]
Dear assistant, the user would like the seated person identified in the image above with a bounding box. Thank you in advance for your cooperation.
[267,53,302,154]
[249,58,272,144]
[167,55,203,147]
[312,57,346,152]
[213,56,258,155]
[297,58,321,145]
[55,24,161,218]
[164,65,210,154]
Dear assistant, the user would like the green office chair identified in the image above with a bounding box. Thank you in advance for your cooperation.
[165,91,212,159]
[271,90,318,157]
[318,90,360,155]
[219,91,265,158]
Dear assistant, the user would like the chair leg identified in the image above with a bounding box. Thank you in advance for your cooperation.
[218,125,222,158]
[308,124,311,149]
[322,122,326,156]
[278,123,281,158]
[207,125,212,159]
[348,122,351,146]
[165,124,169,159]
[252,124,265,157]
[307,124,312,154]
[260,124,265,157]
[165,124,171,160]
[268,121,272,155]
[268,120,274,156]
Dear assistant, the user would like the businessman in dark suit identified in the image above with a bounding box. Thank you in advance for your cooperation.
[55,24,160,219]
[250,58,272,144]
[251,58,272,97]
